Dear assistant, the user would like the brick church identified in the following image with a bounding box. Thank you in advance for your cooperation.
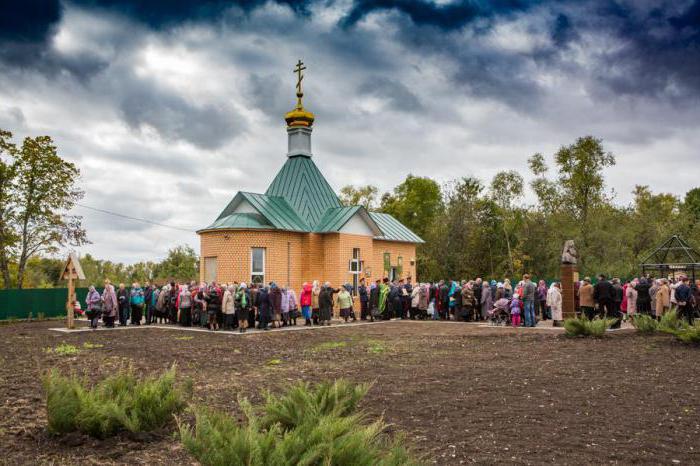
[197,62,422,294]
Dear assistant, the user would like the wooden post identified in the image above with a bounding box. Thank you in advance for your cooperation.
[62,253,86,329]
[559,263,578,325]
[66,270,75,329]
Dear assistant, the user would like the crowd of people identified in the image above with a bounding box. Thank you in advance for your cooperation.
[79,273,700,331]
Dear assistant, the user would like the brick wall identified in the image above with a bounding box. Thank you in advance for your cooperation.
[199,230,417,312]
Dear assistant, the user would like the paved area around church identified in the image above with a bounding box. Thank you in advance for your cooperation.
[0,319,693,465]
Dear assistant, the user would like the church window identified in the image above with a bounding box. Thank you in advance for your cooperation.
[251,248,265,285]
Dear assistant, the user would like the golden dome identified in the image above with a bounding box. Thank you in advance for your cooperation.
[285,104,315,127]
[285,60,314,127]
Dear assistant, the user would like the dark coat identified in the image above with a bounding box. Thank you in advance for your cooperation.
[319,287,335,313]
[359,285,369,303]
[270,287,283,311]
[594,280,615,302]
[256,289,272,320]
[635,282,651,305]
[369,286,379,310]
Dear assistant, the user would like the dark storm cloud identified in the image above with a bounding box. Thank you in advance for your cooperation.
[340,0,540,29]
[357,76,423,112]
[588,0,700,100]
[119,84,243,150]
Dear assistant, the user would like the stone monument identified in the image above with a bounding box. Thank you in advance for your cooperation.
[558,240,578,325]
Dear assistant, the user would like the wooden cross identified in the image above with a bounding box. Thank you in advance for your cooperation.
[293,59,306,96]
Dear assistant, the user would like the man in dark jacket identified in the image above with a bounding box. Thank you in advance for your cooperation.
[388,283,401,320]
[594,274,619,328]
[368,280,380,322]
[144,282,154,325]
[439,281,450,320]
[319,283,337,325]
[473,278,483,320]
[359,278,369,320]
[256,286,272,330]
[676,276,694,325]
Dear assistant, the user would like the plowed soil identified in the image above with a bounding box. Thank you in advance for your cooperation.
[0,320,698,465]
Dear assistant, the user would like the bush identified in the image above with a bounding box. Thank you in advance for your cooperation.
[179,379,421,466]
[564,316,617,337]
[631,314,658,334]
[673,322,700,344]
[658,310,684,334]
[44,365,192,438]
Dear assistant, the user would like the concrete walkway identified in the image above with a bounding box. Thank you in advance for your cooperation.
[49,317,635,335]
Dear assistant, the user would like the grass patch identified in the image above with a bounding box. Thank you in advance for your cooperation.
[175,336,194,341]
[43,365,192,439]
[82,342,104,349]
[46,343,81,356]
[564,316,617,337]
[366,340,386,354]
[310,341,348,352]
[266,359,283,366]
[179,379,421,465]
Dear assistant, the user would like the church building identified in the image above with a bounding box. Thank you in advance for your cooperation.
[197,62,422,295]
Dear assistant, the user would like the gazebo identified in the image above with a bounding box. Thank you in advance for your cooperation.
[640,235,700,281]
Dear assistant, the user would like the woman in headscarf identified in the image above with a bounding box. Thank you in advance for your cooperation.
[311,280,321,325]
[655,279,671,319]
[269,282,282,328]
[235,283,251,333]
[280,286,290,327]
[547,282,563,322]
[86,285,102,329]
[117,283,130,326]
[300,282,313,326]
[480,281,492,320]
[256,285,272,331]
[503,279,513,299]
[222,284,235,330]
[625,279,638,319]
[178,284,193,327]
[337,285,354,323]
[536,280,549,321]
[287,286,298,326]
[319,282,338,326]
[101,279,118,328]
[129,282,145,325]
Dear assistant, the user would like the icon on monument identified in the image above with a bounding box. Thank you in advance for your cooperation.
[561,240,578,265]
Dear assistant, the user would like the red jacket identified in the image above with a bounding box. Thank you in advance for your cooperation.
[300,283,312,307]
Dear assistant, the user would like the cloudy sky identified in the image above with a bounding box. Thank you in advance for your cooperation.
[2,0,699,263]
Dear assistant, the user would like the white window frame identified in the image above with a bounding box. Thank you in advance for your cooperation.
[349,248,362,296]
[251,247,266,285]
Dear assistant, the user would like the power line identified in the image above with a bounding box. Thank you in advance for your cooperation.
[75,203,196,233]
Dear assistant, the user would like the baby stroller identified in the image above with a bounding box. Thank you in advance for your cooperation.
[488,298,511,326]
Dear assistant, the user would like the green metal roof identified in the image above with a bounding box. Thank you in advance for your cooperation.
[265,155,342,228]
[313,205,385,235]
[207,192,309,232]
[369,212,424,243]
[203,212,274,231]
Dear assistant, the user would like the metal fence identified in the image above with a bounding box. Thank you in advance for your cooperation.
[0,288,94,320]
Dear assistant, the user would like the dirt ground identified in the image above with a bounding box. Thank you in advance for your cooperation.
[0,319,698,465]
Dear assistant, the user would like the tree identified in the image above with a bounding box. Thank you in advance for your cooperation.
[10,135,87,288]
[490,170,524,276]
[379,175,442,241]
[0,130,17,288]
[684,187,700,220]
[339,184,379,210]
[155,245,199,282]
[554,136,615,255]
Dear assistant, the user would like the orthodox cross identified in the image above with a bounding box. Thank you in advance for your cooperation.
[293,59,306,101]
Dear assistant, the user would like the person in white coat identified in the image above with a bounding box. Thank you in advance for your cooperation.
[547,282,563,324]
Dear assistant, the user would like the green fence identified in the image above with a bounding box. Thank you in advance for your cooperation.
[0,288,95,320]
